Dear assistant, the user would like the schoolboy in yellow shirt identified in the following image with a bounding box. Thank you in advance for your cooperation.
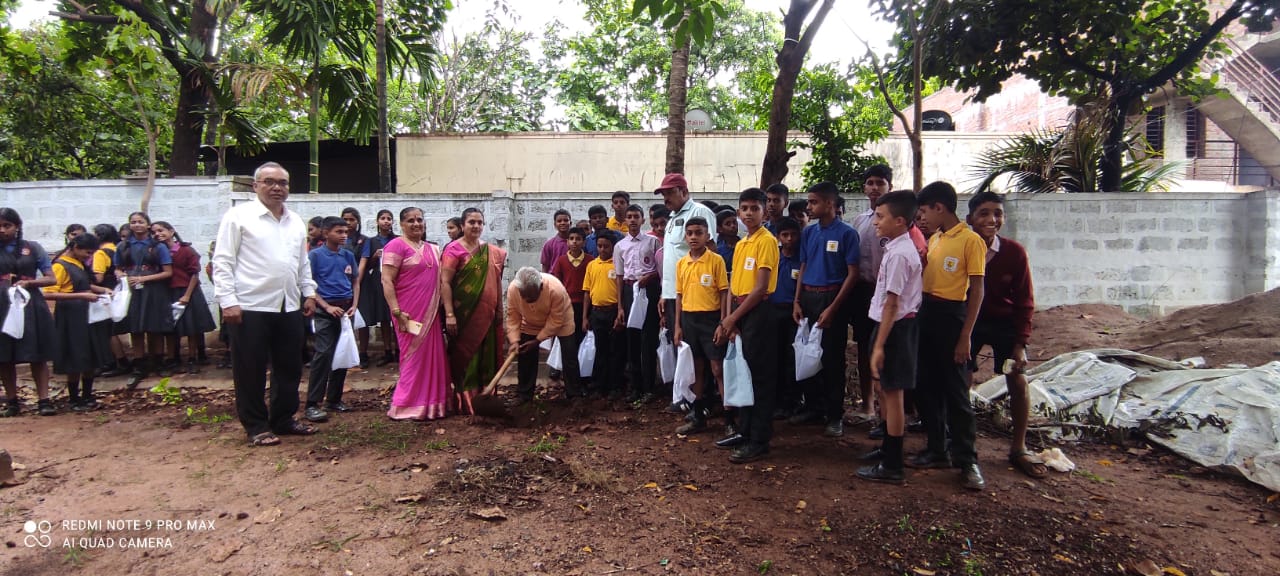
[911,181,987,492]
[714,188,779,463]
[582,231,625,398]
[673,217,728,434]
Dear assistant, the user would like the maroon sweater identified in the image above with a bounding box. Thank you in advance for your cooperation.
[550,252,594,304]
[982,236,1035,344]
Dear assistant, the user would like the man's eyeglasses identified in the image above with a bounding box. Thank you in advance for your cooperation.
[256,178,289,189]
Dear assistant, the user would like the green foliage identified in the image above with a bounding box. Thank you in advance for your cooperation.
[788,64,892,192]
[0,23,170,181]
[873,0,1279,189]
[184,406,233,424]
[410,9,552,132]
[970,110,1180,193]
[631,0,729,48]
[551,0,779,131]
[149,378,183,405]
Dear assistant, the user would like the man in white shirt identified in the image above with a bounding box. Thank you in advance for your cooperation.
[213,162,318,446]
[654,173,717,410]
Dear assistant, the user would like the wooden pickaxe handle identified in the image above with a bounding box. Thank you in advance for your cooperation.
[480,349,520,396]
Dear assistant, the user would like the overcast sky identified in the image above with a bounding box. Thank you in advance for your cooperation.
[9,0,891,66]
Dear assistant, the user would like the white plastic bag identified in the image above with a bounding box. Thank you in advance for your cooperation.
[723,335,754,407]
[352,309,367,330]
[794,319,824,381]
[331,316,360,370]
[672,342,696,404]
[171,302,187,323]
[578,331,596,378]
[88,294,113,324]
[539,337,553,351]
[657,328,676,384]
[546,337,563,371]
[626,281,648,329]
[2,286,28,338]
[109,286,131,322]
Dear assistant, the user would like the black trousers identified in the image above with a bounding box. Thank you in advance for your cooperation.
[799,288,849,423]
[230,309,306,437]
[588,305,626,393]
[916,297,978,465]
[736,301,777,445]
[621,281,660,396]
[516,330,582,399]
[306,311,349,407]
[770,303,799,412]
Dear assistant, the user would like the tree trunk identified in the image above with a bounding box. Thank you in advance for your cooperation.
[168,0,217,176]
[759,0,834,188]
[665,38,690,175]
[128,76,157,212]
[910,23,924,191]
[309,71,320,194]
[1100,96,1129,192]
[760,57,800,187]
[375,0,392,193]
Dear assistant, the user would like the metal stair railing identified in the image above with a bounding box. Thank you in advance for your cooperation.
[1218,38,1280,127]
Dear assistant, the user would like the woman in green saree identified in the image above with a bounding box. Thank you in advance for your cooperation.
[440,208,507,414]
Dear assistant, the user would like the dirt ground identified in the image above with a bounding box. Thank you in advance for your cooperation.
[3,293,1280,575]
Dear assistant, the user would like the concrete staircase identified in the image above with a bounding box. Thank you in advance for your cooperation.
[1198,38,1280,182]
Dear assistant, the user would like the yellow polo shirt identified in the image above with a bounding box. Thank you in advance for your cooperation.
[92,242,116,276]
[923,222,986,301]
[607,216,627,233]
[582,257,620,306]
[676,250,728,312]
[730,226,779,297]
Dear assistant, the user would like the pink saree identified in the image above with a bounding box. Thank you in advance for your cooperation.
[383,238,449,420]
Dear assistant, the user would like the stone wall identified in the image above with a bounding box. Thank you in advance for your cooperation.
[4,178,1278,317]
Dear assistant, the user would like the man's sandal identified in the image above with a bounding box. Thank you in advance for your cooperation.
[1010,451,1048,479]
[251,432,281,447]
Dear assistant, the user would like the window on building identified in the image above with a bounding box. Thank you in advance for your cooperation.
[1145,106,1165,157]
[1186,104,1206,159]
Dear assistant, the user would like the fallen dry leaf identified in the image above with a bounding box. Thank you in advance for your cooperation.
[254,507,282,524]
[581,545,593,553]
[1162,568,1187,576]
[1210,570,1232,576]
[795,500,807,512]
[469,506,507,521]
[642,482,659,490]
[1054,553,1076,565]
[394,494,425,504]
[1267,493,1278,504]
[1129,559,1161,576]
[682,484,698,491]
[1098,459,1114,467]
[912,569,937,576]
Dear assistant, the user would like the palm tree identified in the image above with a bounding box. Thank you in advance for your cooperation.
[970,109,1182,194]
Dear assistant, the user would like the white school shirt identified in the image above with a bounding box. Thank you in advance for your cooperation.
[212,197,317,312]
[852,209,883,283]
[869,233,923,323]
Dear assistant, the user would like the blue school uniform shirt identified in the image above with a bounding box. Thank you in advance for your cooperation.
[798,218,860,287]
[769,250,801,305]
[717,236,738,278]
[308,245,357,301]
[114,236,172,275]
[584,229,603,257]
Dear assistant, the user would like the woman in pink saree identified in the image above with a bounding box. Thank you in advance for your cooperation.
[441,207,507,415]
[381,208,449,420]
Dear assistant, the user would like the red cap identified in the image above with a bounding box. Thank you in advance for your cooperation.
[654,173,688,193]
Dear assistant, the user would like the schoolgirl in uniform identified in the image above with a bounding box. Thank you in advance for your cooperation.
[152,221,216,374]
[340,207,373,367]
[357,209,398,366]
[114,211,173,389]
[0,208,58,417]
[90,223,130,377]
[45,234,113,411]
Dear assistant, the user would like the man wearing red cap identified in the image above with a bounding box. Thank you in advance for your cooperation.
[654,173,718,409]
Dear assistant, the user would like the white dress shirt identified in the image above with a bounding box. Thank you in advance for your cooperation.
[212,197,316,312]
[853,209,882,283]
[660,199,718,300]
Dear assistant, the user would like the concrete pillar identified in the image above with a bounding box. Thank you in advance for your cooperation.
[1164,99,1190,178]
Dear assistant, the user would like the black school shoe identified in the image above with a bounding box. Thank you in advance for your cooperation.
[1,399,19,417]
[907,451,952,469]
[325,402,353,413]
[37,399,57,416]
[856,463,905,485]
[729,443,769,463]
